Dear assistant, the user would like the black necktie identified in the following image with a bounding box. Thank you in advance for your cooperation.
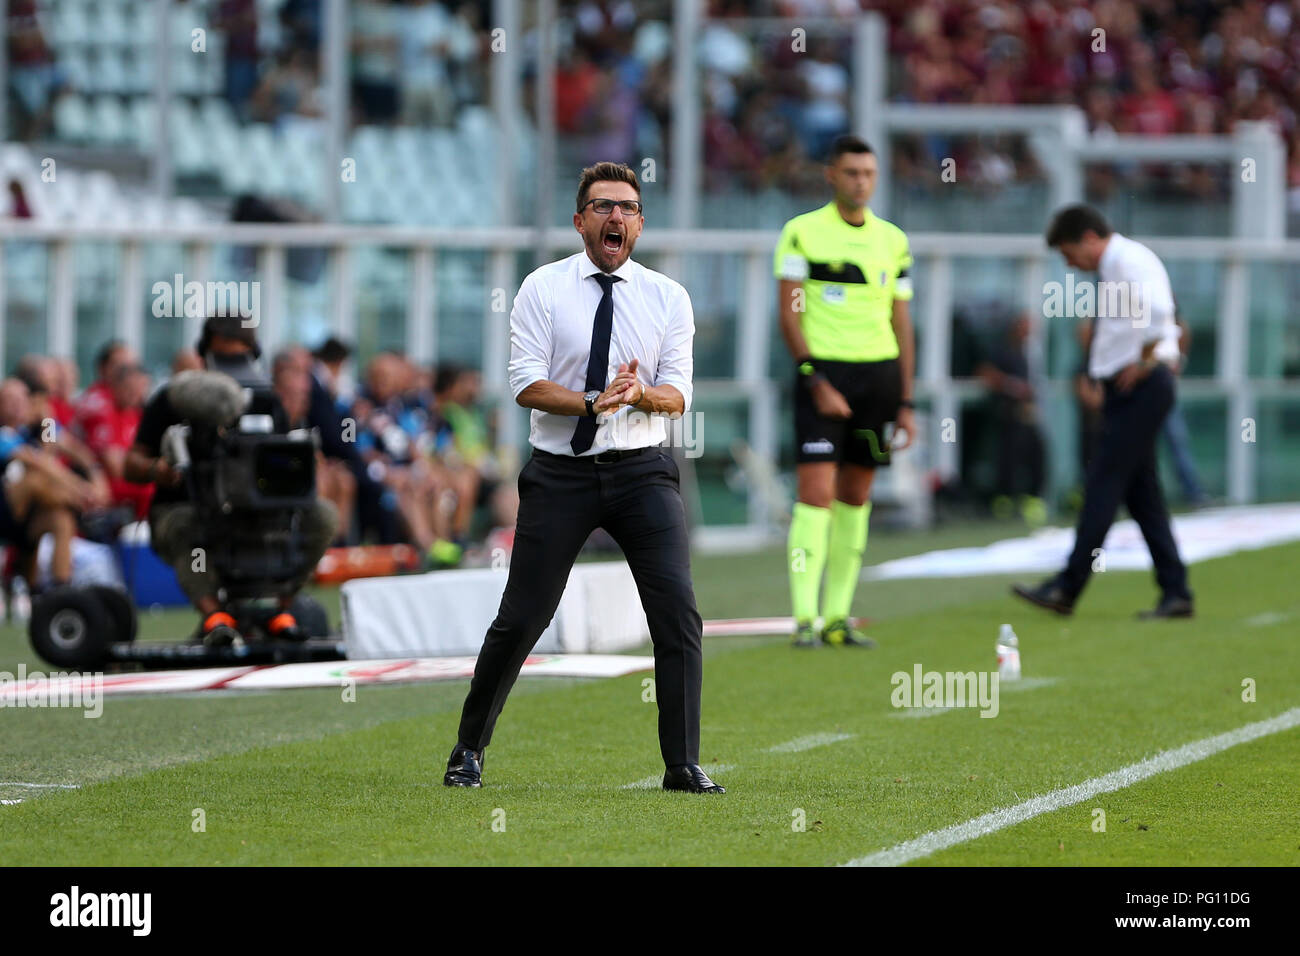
[571,273,620,455]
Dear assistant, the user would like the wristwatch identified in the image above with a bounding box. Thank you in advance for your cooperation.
[583,390,600,417]
[797,357,828,389]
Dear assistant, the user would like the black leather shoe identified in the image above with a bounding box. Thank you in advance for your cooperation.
[443,743,484,787]
[662,764,726,794]
[1138,595,1194,619]
[1011,580,1075,616]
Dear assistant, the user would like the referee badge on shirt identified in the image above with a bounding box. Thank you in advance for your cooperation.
[822,285,846,304]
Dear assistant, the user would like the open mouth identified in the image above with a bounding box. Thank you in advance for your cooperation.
[602,230,624,255]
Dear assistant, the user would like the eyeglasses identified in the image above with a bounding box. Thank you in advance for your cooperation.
[580,198,643,216]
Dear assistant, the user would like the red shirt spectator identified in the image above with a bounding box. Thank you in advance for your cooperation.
[76,370,152,517]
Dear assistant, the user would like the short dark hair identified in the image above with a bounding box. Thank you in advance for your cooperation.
[1045,204,1112,247]
[434,361,471,396]
[197,315,261,359]
[827,135,874,164]
[95,339,127,375]
[576,162,641,212]
[15,365,47,397]
[313,336,351,364]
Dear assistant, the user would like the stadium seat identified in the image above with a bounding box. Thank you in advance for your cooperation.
[58,47,91,92]
[126,99,156,151]
[53,93,92,144]
[96,3,130,45]
[123,48,154,95]
[87,96,130,146]
[48,0,90,45]
[96,51,129,95]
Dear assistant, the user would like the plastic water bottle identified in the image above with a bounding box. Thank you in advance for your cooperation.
[996,624,1021,681]
[10,576,31,624]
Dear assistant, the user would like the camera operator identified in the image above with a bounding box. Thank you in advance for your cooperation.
[124,317,339,646]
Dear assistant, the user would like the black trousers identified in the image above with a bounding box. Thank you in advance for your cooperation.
[456,447,703,766]
[1057,364,1191,601]
[995,411,1046,499]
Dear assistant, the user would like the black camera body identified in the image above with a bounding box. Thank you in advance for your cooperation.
[165,358,321,597]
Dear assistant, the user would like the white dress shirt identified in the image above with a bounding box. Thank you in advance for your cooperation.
[1089,232,1181,379]
[508,251,696,456]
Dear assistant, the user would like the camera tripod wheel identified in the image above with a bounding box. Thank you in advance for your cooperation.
[88,584,139,644]
[289,594,331,638]
[29,587,114,670]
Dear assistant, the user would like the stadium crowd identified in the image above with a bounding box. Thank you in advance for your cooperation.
[7,0,1300,216]
[0,337,516,595]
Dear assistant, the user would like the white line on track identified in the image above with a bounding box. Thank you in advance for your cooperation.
[767,733,855,753]
[842,706,1300,867]
[621,763,734,790]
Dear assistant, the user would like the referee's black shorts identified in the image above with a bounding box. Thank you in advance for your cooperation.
[794,357,902,468]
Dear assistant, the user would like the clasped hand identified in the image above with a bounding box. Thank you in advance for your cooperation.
[593,359,645,413]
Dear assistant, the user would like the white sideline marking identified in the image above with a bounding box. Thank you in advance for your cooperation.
[843,707,1300,867]
[0,782,79,789]
[888,676,1061,719]
[1245,611,1292,627]
[1,799,23,805]
[622,763,733,790]
[1000,677,1060,693]
[767,733,855,753]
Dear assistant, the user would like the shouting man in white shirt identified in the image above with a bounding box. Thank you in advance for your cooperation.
[1013,204,1194,619]
[443,162,723,794]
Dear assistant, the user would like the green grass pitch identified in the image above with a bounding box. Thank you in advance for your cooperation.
[1,521,1296,866]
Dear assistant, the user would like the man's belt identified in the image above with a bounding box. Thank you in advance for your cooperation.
[534,447,654,464]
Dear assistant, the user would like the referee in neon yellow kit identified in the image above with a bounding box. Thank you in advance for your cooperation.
[775,135,916,648]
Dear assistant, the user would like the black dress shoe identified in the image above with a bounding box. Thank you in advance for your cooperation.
[443,743,484,787]
[662,764,726,794]
[1138,595,1194,619]
[1011,580,1075,616]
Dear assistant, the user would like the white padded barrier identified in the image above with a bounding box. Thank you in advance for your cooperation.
[340,562,651,659]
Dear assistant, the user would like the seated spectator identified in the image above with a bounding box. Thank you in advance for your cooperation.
[76,341,140,430]
[14,365,110,498]
[432,362,520,548]
[50,357,79,427]
[352,352,459,566]
[0,378,102,590]
[73,361,154,519]
[171,348,204,374]
[311,336,352,399]
[272,347,358,545]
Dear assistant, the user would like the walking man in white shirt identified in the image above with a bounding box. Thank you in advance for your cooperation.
[443,162,723,793]
[1013,205,1194,619]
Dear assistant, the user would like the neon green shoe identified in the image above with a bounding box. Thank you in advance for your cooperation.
[428,539,463,568]
[1019,494,1048,527]
[792,620,818,649]
[821,618,877,648]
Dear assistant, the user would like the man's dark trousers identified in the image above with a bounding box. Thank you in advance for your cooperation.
[1056,363,1191,602]
[457,447,703,766]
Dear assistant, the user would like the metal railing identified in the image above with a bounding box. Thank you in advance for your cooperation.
[4,222,1298,532]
